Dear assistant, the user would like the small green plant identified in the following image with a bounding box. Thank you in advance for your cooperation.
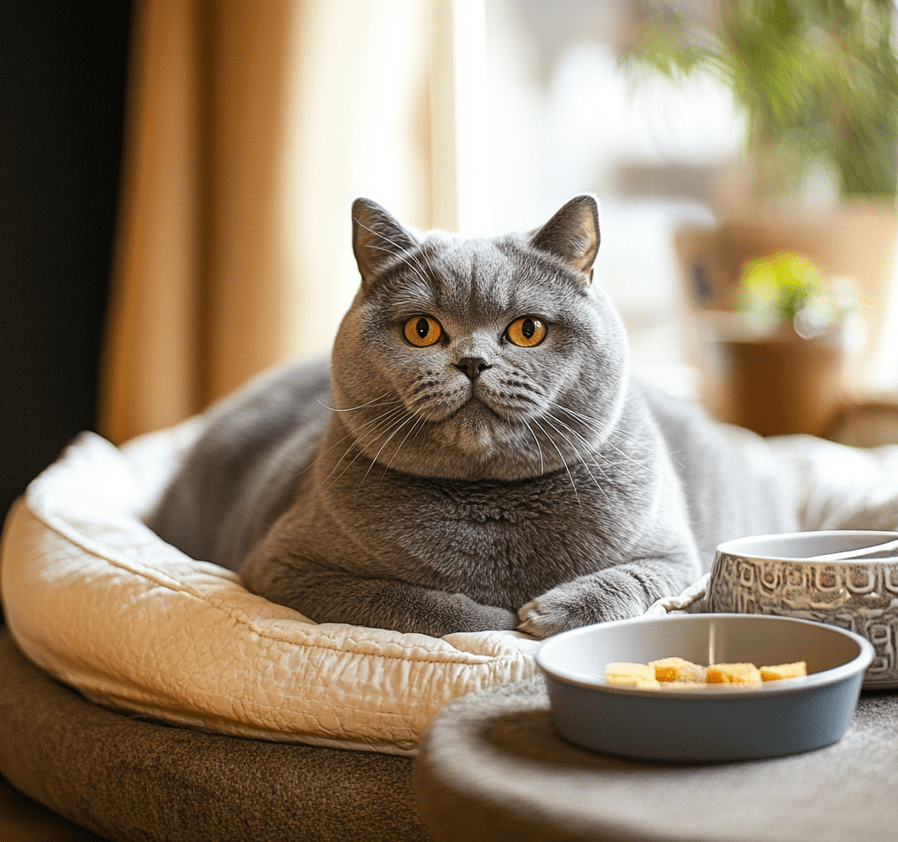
[737,252,854,335]
[624,0,898,198]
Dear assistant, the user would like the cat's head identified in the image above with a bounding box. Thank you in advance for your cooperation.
[330,194,630,481]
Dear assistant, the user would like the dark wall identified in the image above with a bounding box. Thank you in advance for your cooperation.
[0,2,132,523]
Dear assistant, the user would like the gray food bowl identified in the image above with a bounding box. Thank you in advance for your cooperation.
[536,613,873,762]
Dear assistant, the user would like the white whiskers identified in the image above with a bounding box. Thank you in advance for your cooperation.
[315,393,394,412]
[315,401,407,488]
[539,413,616,505]
[383,413,427,474]
[357,410,425,488]
[521,418,545,475]
[530,416,581,505]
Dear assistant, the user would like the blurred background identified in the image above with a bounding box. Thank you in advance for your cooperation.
[3,0,898,524]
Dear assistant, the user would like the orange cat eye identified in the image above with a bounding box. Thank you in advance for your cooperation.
[506,316,547,348]
[404,316,442,347]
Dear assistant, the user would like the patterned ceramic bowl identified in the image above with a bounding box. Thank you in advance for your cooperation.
[707,530,898,689]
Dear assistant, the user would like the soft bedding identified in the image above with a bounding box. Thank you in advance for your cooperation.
[0,420,539,757]
[1,414,897,756]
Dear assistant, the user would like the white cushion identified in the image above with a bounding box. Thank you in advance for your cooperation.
[0,422,539,757]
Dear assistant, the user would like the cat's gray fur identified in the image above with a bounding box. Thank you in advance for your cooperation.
[149,195,796,638]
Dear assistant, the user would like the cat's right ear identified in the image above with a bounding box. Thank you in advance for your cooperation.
[351,198,419,291]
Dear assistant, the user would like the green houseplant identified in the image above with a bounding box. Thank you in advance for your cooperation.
[625,0,898,200]
[736,251,856,337]
[624,0,898,434]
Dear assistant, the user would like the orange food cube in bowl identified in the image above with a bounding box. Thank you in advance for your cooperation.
[760,662,808,681]
[706,663,762,685]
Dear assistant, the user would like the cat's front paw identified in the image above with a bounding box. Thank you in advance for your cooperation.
[517,596,583,639]
[474,605,520,634]
[425,594,519,636]
[517,577,649,639]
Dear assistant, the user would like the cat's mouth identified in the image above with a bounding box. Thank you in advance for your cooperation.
[448,395,503,422]
[439,394,526,458]
[406,378,534,455]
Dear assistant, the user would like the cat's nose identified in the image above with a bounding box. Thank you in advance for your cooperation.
[454,356,492,381]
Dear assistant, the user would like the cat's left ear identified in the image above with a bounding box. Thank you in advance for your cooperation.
[530,193,600,284]
[351,198,420,291]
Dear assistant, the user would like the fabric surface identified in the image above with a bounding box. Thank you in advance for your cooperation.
[413,676,898,842]
[0,630,433,842]
[4,415,898,757]
[766,433,898,531]
[0,421,539,756]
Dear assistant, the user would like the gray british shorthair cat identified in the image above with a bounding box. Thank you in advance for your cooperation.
[149,194,796,638]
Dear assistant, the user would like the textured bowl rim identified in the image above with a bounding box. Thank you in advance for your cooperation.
[715,530,898,562]
[536,613,875,698]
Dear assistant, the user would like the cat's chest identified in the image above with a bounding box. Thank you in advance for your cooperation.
[382,469,628,569]
[328,460,638,552]
[372,470,631,604]
[312,446,653,601]
[426,479,559,525]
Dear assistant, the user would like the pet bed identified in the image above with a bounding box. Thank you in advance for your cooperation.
[0,418,539,757]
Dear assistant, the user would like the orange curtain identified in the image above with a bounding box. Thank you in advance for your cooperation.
[100,0,433,445]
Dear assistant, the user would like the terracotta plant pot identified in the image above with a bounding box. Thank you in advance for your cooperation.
[710,322,846,437]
